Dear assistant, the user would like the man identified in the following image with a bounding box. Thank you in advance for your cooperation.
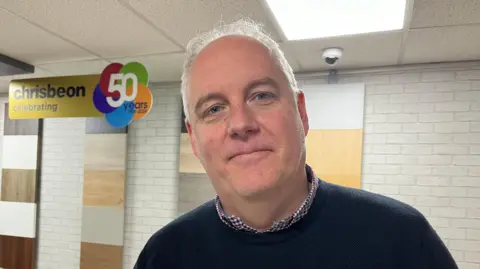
[134,18,458,269]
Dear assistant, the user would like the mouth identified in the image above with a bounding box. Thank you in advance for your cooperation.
[228,149,272,161]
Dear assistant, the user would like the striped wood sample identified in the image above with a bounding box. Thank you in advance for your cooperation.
[80,118,127,269]
[0,102,41,269]
[0,235,35,269]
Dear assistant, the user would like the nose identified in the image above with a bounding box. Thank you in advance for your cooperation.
[227,104,259,140]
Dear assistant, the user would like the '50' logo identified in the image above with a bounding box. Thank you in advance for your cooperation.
[106,73,138,109]
[93,62,153,128]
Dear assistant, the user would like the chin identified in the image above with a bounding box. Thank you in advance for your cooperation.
[231,173,279,198]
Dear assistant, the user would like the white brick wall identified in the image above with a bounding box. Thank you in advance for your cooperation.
[305,68,480,267]
[37,118,85,269]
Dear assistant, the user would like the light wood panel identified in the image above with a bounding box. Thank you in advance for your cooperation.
[80,242,122,269]
[1,169,36,203]
[3,103,39,136]
[305,129,363,189]
[179,133,205,174]
[0,235,35,269]
[84,134,127,171]
[83,171,124,207]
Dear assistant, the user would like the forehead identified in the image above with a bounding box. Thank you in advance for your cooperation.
[188,36,285,95]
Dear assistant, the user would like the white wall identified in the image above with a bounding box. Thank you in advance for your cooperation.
[0,63,478,268]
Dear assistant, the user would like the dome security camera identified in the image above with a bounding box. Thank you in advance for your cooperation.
[322,48,343,66]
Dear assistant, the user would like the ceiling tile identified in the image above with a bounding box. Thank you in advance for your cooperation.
[410,0,480,28]
[109,53,185,83]
[403,24,480,64]
[123,0,282,47]
[282,31,403,72]
[0,0,182,59]
[0,8,97,65]
[38,59,111,77]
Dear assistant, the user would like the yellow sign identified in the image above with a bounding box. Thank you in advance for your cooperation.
[8,75,102,119]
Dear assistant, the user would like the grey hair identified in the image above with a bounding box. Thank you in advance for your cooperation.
[180,18,299,121]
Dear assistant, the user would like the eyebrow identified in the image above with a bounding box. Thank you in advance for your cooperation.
[193,77,279,116]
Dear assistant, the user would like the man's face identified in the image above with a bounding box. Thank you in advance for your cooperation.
[185,36,309,199]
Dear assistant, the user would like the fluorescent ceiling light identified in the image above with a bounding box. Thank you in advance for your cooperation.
[265,0,407,40]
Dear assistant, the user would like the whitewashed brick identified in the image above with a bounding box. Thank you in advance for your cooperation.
[399,186,431,196]
[431,207,466,218]
[472,122,480,132]
[386,155,418,165]
[370,184,399,195]
[419,92,454,103]
[456,91,480,102]
[435,227,467,239]
[421,71,455,82]
[456,70,480,80]
[363,155,387,164]
[450,250,465,262]
[451,198,480,208]
[414,206,431,216]
[465,252,480,263]
[468,208,480,218]
[468,230,480,241]
[363,134,387,144]
[452,177,480,187]
[470,167,480,176]
[367,94,390,104]
[403,103,435,113]
[404,82,436,93]
[401,145,433,155]
[456,112,480,122]
[473,102,480,111]
[386,114,418,123]
[452,219,480,229]
[453,155,480,166]
[419,113,454,122]
[427,217,450,228]
[415,196,450,207]
[417,155,452,165]
[374,104,403,114]
[430,187,467,197]
[418,134,453,143]
[374,123,402,133]
[436,81,471,92]
[417,176,450,186]
[389,93,419,103]
[372,145,401,154]
[435,102,471,112]
[401,165,432,175]
[434,145,470,155]
[467,188,480,198]
[449,240,480,252]
[386,134,418,144]
[365,114,387,123]
[470,146,480,154]
[435,122,470,133]
[403,123,434,133]
[384,175,416,185]
[456,262,480,269]
[362,175,385,184]
[454,134,480,144]
[371,164,401,175]
[432,165,468,176]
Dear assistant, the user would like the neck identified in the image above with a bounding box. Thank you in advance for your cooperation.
[220,166,309,231]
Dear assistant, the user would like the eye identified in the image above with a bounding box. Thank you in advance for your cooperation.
[252,92,275,102]
[205,105,224,116]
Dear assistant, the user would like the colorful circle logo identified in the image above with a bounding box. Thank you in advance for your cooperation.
[93,62,153,128]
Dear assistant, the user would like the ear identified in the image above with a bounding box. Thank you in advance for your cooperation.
[296,91,309,136]
[186,119,200,158]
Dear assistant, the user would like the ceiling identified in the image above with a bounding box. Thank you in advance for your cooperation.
[1,0,480,93]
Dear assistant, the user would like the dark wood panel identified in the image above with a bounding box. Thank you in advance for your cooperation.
[1,169,37,203]
[86,117,127,134]
[3,103,40,136]
[0,235,35,269]
[80,242,122,269]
